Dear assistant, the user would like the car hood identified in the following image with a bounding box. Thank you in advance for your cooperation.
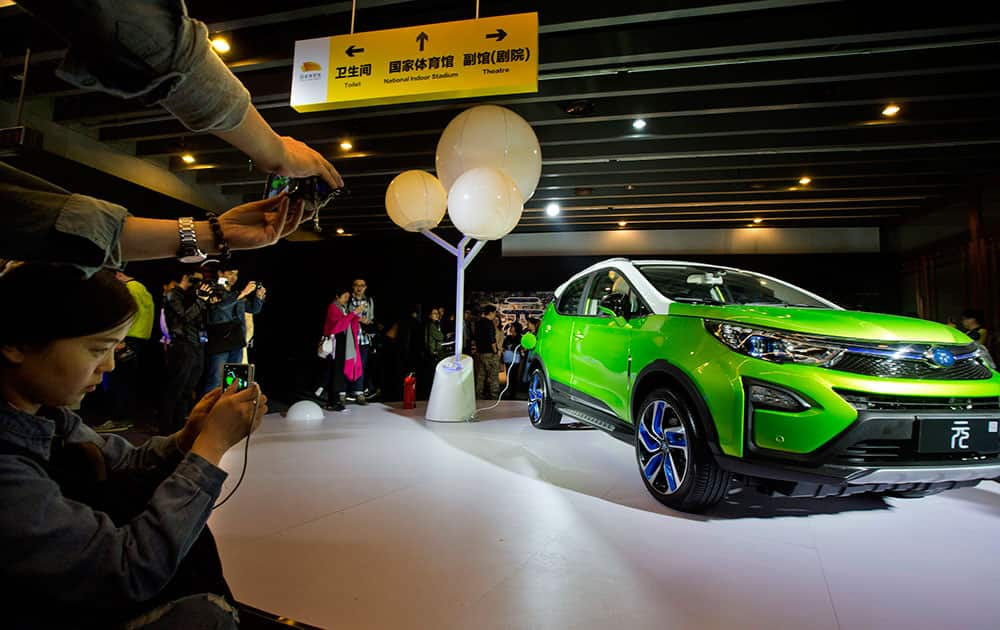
[667,303,973,344]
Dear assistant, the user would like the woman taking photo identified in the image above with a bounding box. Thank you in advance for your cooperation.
[0,263,266,628]
[323,290,367,410]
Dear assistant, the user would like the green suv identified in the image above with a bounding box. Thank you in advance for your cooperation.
[526,258,1000,512]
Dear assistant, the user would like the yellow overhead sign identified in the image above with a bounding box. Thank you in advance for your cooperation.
[290,13,538,112]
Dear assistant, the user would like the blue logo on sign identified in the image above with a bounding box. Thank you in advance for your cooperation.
[931,347,955,367]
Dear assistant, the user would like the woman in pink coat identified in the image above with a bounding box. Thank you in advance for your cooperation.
[323,291,367,410]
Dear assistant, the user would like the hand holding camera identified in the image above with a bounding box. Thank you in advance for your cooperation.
[189,380,266,466]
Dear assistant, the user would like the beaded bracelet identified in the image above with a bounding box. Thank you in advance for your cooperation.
[205,213,231,261]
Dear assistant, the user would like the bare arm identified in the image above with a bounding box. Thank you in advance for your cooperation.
[215,108,344,189]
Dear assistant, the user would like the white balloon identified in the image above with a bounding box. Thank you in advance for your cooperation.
[385,170,448,232]
[447,167,523,241]
[436,105,542,200]
[286,400,325,422]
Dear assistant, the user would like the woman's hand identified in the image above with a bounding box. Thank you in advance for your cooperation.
[176,387,223,452]
[275,136,344,190]
[218,194,307,250]
[190,382,268,466]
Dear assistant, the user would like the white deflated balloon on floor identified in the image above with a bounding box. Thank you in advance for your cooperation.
[435,104,542,201]
[446,167,524,241]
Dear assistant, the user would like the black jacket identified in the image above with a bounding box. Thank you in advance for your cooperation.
[163,286,205,344]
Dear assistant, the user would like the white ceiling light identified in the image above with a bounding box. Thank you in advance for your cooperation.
[545,202,560,217]
[632,119,647,130]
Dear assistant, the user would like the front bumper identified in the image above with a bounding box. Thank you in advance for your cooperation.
[715,454,1000,497]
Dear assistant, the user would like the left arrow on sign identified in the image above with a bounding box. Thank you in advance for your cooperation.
[346,45,365,57]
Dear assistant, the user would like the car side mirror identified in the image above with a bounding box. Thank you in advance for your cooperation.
[599,293,629,320]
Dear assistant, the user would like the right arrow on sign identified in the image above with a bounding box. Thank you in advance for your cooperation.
[416,32,429,51]
[485,28,507,41]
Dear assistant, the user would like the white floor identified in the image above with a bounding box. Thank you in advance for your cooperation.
[208,401,1000,630]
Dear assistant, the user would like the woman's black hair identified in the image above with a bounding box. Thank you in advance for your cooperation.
[0,264,138,347]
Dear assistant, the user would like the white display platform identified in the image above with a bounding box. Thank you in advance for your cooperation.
[210,402,1000,630]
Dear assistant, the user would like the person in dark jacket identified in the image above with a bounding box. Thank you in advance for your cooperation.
[160,271,208,435]
[202,266,264,394]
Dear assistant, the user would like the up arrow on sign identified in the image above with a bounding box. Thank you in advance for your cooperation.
[416,31,429,51]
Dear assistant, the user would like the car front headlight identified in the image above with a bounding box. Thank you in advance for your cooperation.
[705,320,845,365]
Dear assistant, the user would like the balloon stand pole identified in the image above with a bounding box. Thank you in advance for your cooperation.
[421,230,487,422]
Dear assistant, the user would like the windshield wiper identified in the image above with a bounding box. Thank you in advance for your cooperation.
[743,301,821,308]
[671,297,723,305]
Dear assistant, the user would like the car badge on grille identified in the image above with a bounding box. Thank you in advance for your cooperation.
[929,347,956,367]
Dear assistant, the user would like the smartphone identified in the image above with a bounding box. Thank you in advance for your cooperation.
[222,363,255,392]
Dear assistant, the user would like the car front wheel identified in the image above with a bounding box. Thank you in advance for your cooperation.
[527,367,561,429]
[635,387,730,512]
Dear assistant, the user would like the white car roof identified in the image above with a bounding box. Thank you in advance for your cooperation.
[553,258,839,312]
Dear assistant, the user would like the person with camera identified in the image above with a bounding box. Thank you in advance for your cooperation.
[323,291,368,410]
[0,262,268,629]
[348,278,378,401]
[159,270,210,436]
[202,267,266,394]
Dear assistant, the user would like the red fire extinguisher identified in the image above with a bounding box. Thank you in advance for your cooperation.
[403,373,417,409]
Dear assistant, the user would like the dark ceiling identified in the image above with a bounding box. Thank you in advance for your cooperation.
[2,0,1000,237]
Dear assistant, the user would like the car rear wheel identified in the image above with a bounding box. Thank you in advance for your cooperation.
[527,367,561,429]
[635,387,730,512]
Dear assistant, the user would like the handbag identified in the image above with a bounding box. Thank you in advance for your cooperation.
[317,335,335,358]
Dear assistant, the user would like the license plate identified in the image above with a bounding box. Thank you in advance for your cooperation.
[917,418,1000,454]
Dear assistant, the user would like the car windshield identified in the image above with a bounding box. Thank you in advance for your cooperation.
[637,264,833,308]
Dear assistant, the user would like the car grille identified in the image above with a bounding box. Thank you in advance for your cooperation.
[831,391,1000,465]
[833,440,1000,466]
[836,391,1000,411]
[829,353,992,380]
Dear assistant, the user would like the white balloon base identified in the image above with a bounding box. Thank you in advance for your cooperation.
[425,354,476,422]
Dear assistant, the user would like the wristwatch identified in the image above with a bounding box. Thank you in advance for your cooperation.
[176,217,207,263]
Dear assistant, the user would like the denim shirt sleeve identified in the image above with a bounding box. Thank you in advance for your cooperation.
[0,162,127,277]
[0,429,228,606]
[18,0,250,133]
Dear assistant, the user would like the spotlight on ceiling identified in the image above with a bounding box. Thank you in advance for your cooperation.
[753,218,763,224]
[545,203,560,217]
[336,228,345,235]
[617,220,628,228]
[181,154,196,164]
[340,141,353,151]
[562,100,594,116]
[211,37,230,54]
[632,119,647,130]
[798,176,812,186]
[882,103,901,117]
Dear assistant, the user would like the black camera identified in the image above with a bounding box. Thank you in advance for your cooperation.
[263,174,347,211]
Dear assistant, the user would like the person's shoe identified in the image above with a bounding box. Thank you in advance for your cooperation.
[364,387,380,401]
[325,401,345,412]
[344,393,357,403]
[355,393,368,406]
[94,420,134,433]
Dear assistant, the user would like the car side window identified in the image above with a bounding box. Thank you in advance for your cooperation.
[557,276,589,315]
[584,269,633,317]
[583,269,652,318]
